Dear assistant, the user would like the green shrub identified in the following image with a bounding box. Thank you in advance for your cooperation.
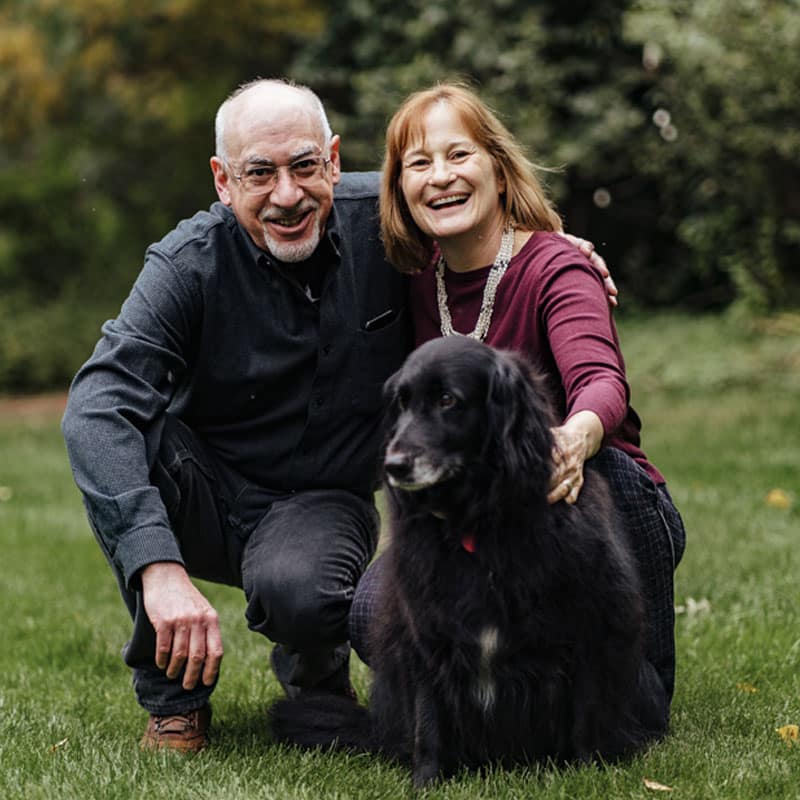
[624,0,800,313]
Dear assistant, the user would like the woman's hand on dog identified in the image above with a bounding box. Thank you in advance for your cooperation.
[548,411,604,505]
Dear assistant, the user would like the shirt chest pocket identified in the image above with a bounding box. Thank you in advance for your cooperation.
[349,308,410,414]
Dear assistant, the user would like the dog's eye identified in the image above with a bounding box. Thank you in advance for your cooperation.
[439,392,457,409]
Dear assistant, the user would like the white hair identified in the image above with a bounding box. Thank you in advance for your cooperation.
[214,78,333,162]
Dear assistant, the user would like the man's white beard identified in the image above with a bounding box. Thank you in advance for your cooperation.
[262,213,322,263]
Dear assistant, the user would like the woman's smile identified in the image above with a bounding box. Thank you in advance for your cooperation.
[400,101,506,269]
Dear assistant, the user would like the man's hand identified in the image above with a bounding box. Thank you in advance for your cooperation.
[558,232,619,307]
[140,562,223,691]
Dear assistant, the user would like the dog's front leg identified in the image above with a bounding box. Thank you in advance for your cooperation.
[411,681,441,789]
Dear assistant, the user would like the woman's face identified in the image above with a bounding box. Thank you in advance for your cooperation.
[399,102,505,246]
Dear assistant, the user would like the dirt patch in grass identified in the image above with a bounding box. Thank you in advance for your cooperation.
[0,393,67,421]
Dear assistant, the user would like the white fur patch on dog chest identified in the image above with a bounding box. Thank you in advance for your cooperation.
[474,625,501,712]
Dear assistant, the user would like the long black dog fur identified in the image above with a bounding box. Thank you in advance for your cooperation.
[269,336,667,787]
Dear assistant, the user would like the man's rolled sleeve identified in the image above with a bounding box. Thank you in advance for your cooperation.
[83,484,185,589]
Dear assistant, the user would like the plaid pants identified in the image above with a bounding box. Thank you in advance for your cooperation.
[349,447,686,704]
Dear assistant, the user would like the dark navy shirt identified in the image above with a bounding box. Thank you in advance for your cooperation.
[62,173,410,587]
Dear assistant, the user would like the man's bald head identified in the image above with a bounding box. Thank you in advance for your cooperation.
[215,79,333,162]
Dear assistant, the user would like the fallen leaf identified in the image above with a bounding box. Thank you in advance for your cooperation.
[644,778,673,792]
[776,724,799,745]
[766,488,792,509]
[0,486,12,502]
[736,681,758,694]
[675,596,711,616]
[49,738,69,753]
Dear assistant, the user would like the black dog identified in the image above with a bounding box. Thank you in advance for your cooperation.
[270,336,667,787]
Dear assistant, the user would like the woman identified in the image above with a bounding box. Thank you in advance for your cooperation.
[350,83,685,716]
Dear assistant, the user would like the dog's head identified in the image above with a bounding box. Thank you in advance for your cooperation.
[382,337,556,506]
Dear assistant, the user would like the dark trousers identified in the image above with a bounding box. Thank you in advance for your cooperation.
[350,447,686,708]
[89,414,379,715]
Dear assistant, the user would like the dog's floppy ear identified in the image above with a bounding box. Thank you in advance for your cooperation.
[487,351,555,494]
[383,369,400,407]
[381,370,404,437]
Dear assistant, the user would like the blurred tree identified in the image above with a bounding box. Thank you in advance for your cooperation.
[0,0,323,390]
[1,0,797,391]
[292,0,707,306]
[295,0,799,312]
[292,0,560,170]
[625,0,800,313]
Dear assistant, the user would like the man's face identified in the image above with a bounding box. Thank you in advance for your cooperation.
[211,95,341,263]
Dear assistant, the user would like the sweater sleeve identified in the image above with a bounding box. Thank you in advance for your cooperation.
[61,246,197,588]
[538,251,630,438]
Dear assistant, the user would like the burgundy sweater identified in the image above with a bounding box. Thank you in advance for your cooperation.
[410,231,665,485]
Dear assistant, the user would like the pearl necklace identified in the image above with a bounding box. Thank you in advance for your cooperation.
[435,222,516,341]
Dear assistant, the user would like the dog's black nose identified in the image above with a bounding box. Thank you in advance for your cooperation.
[384,450,414,483]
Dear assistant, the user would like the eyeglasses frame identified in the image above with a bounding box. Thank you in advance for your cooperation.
[223,154,332,195]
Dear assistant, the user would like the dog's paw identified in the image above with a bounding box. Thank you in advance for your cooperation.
[412,758,440,790]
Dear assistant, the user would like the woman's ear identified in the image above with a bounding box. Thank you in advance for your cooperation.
[494,160,507,197]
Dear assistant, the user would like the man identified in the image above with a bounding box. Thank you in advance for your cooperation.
[62,78,615,752]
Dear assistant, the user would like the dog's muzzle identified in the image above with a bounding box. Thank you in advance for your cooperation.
[384,448,459,491]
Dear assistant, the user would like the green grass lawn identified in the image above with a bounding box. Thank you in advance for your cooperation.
[1,312,798,799]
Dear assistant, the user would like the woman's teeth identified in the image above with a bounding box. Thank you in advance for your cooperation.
[429,194,469,209]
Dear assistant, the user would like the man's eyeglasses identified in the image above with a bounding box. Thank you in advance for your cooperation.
[226,155,331,195]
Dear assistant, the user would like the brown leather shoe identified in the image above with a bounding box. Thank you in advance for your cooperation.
[140,705,211,753]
